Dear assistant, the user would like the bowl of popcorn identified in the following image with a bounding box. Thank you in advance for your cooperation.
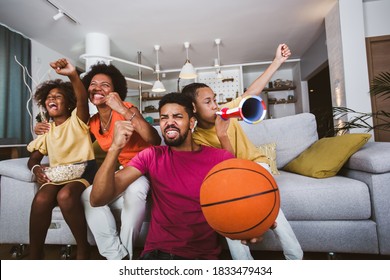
[44,162,87,183]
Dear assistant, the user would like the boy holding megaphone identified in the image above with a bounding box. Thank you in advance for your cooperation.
[182,44,303,260]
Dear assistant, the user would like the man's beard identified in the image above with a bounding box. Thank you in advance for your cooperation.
[163,125,190,147]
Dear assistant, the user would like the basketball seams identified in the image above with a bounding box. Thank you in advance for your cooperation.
[215,192,280,236]
[203,167,278,192]
[217,214,274,235]
[201,168,278,205]
[200,188,279,207]
[203,190,280,236]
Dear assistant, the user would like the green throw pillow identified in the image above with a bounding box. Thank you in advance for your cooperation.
[283,133,371,178]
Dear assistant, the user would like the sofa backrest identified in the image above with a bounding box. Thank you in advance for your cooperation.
[154,113,319,169]
[240,113,319,168]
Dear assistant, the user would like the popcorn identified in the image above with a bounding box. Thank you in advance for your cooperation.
[44,162,87,183]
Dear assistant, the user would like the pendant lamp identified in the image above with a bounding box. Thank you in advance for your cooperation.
[179,42,197,79]
[215,38,223,80]
[152,45,166,93]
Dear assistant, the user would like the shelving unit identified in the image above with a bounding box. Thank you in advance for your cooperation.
[264,86,297,105]
[137,59,303,120]
[264,86,296,118]
[242,62,301,119]
[140,95,162,122]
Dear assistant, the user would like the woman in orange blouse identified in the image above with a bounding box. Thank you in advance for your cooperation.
[81,63,160,260]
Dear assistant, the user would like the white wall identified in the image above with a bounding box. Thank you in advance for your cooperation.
[364,0,390,37]
[338,0,371,114]
[300,30,328,81]
[325,2,345,107]
[31,40,71,87]
[300,0,390,135]
[300,0,390,118]
[30,40,98,131]
[30,40,68,131]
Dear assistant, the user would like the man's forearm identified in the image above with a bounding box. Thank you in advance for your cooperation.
[90,146,121,206]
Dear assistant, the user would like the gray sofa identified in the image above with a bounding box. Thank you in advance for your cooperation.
[240,113,390,256]
[1,112,389,258]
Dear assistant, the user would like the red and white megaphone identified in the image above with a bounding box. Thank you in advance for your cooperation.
[216,95,267,124]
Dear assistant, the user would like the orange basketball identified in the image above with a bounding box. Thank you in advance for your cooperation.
[200,158,280,240]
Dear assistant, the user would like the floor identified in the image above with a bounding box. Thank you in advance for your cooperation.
[1,243,389,260]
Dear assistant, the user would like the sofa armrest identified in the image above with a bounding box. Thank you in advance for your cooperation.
[0,157,33,182]
[344,142,390,174]
[341,141,390,255]
[0,157,50,183]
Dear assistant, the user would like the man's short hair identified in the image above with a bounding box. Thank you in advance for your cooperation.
[158,92,194,118]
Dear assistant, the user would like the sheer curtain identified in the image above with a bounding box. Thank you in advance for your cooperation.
[0,24,32,145]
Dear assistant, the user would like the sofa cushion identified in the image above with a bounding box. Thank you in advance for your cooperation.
[275,171,371,220]
[283,133,371,178]
[240,113,318,169]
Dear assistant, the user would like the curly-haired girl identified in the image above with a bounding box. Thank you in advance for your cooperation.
[27,58,97,259]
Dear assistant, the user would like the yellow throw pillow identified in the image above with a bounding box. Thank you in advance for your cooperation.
[283,133,371,178]
[257,143,280,175]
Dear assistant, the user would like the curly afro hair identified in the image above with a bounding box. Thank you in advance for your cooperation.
[34,79,76,111]
[81,63,127,100]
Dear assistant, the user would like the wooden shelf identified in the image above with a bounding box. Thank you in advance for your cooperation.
[268,99,296,105]
[142,96,163,101]
[263,86,296,92]
[142,109,159,113]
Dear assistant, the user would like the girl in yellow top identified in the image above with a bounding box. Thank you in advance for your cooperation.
[27,58,97,259]
[182,44,303,260]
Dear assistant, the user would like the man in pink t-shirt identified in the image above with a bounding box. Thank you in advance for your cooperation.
[91,92,239,259]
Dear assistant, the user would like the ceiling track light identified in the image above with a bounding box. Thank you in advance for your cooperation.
[53,9,64,21]
[179,42,197,79]
[152,45,166,93]
[46,0,79,24]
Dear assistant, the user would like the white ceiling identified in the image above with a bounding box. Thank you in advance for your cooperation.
[1,0,338,85]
